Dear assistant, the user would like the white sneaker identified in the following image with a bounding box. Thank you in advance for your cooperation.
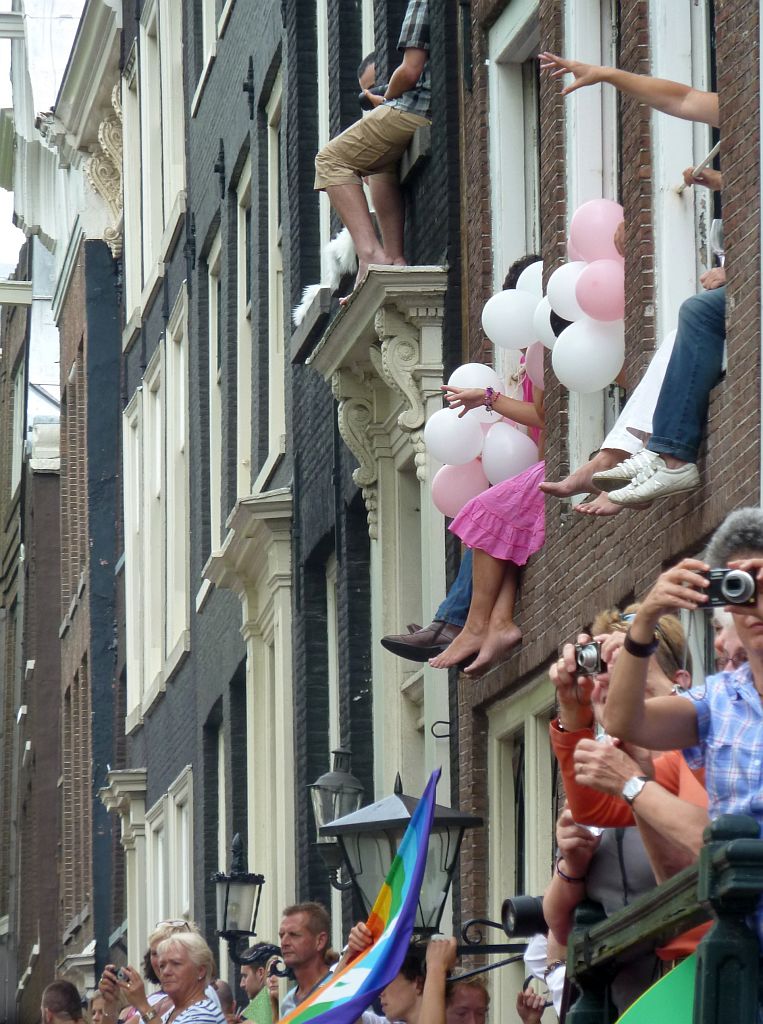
[608,457,700,507]
[592,449,661,493]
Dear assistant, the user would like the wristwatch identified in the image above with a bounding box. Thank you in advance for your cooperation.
[141,1011,159,1023]
[622,775,649,805]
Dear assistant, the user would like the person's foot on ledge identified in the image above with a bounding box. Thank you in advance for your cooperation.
[592,448,667,492]
[381,620,462,662]
[608,457,699,506]
[540,447,629,499]
[429,623,486,669]
[339,256,408,305]
[574,492,652,515]
[463,624,522,679]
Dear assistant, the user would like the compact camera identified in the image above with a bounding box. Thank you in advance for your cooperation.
[116,968,130,983]
[703,567,757,607]
[575,640,603,676]
[358,84,388,110]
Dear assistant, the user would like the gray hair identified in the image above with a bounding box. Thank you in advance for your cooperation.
[156,931,217,984]
[705,507,763,567]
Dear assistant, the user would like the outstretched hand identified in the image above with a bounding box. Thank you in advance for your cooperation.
[539,52,606,95]
[440,384,489,417]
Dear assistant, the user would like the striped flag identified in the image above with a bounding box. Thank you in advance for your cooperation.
[279,768,441,1024]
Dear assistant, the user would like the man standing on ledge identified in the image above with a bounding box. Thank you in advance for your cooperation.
[314,0,430,296]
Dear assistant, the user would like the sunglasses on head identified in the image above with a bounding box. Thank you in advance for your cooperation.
[156,919,191,930]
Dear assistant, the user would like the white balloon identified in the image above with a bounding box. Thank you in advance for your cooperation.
[533,296,558,350]
[516,260,544,300]
[552,318,626,393]
[447,362,502,391]
[423,407,485,465]
[481,288,538,349]
[547,261,587,322]
[481,422,539,484]
[467,406,504,425]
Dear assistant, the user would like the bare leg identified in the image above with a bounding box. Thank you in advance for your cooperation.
[325,183,393,299]
[429,549,505,669]
[368,176,406,265]
[540,447,631,498]
[463,564,522,678]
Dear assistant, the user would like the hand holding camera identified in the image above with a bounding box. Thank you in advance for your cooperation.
[551,635,599,730]
[720,559,763,621]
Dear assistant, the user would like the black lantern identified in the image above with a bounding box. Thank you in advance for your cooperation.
[309,749,365,889]
[320,773,482,936]
[212,833,266,965]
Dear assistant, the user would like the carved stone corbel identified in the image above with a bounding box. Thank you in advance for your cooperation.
[84,84,123,258]
[372,304,425,433]
[332,368,379,537]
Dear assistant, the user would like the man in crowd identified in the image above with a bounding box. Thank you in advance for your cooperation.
[238,943,280,1023]
[42,981,85,1024]
[541,53,724,506]
[315,0,430,294]
[277,902,332,1015]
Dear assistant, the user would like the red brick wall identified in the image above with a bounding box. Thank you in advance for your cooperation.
[456,0,761,927]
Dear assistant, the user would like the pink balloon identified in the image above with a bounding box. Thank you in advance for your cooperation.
[431,460,490,519]
[569,199,625,263]
[567,236,584,262]
[575,259,625,322]
[524,343,545,391]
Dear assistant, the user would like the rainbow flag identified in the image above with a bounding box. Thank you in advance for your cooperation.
[279,768,442,1024]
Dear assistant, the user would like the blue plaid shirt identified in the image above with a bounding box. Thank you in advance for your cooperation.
[386,0,431,118]
[680,663,763,944]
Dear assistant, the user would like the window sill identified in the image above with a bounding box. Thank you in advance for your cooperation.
[251,437,286,496]
[125,705,143,735]
[159,190,187,263]
[122,307,142,354]
[140,260,165,318]
[195,577,213,613]
[191,50,216,117]
[142,669,166,714]
[400,125,431,185]
[164,628,190,685]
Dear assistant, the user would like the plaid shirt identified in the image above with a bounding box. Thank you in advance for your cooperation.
[680,663,763,945]
[386,0,430,118]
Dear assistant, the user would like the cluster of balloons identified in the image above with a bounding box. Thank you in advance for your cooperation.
[477,200,627,394]
[424,362,539,519]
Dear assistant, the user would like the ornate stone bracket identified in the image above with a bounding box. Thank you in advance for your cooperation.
[372,305,425,432]
[332,367,379,538]
[84,83,123,258]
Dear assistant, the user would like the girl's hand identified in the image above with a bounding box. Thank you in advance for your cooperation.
[440,384,488,417]
[538,52,605,95]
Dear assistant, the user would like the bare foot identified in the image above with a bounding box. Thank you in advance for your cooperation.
[575,492,651,515]
[540,448,629,498]
[429,624,486,669]
[463,624,522,678]
[339,255,407,305]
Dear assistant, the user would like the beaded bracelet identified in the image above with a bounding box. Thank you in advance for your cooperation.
[484,386,501,411]
[555,856,585,883]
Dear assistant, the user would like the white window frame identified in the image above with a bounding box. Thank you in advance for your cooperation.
[563,0,619,486]
[317,0,331,277]
[361,0,374,56]
[122,58,143,321]
[487,2,541,388]
[487,676,556,1021]
[216,725,229,981]
[168,766,193,919]
[158,0,186,219]
[146,796,169,924]
[143,349,165,700]
[201,0,216,70]
[165,288,190,664]
[123,393,144,728]
[208,232,223,550]
[10,362,24,494]
[139,0,164,282]
[236,160,253,500]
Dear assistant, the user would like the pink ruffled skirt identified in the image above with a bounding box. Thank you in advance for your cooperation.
[449,460,545,564]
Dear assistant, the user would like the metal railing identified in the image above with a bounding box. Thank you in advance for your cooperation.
[566,815,763,1022]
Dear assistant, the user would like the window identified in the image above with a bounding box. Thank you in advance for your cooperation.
[146,798,168,923]
[158,0,185,217]
[139,2,163,275]
[144,351,164,690]
[166,290,190,658]
[122,57,142,318]
[316,0,331,275]
[236,161,253,499]
[487,676,556,1019]
[208,233,223,549]
[123,394,144,720]
[265,71,286,469]
[10,361,24,494]
[169,768,193,919]
[216,723,229,980]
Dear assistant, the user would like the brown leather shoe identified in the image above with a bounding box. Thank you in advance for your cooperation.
[380,620,463,662]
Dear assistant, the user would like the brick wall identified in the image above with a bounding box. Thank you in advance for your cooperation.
[456,0,761,928]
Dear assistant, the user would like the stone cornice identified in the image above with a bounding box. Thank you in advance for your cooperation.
[98,768,148,816]
[205,488,293,597]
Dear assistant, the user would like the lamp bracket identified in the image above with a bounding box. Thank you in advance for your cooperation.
[328,867,355,892]
[458,917,530,956]
[449,952,527,979]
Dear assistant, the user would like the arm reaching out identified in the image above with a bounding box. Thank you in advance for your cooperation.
[539,52,719,127]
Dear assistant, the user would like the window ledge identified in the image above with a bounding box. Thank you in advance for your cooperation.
[140,260,165,318]
[195,577,213,613]
[142,669,166,714]
[191,50,216,117]
[217,0,235,38]
[251,438,286,496]
[290,286,333,364]
[164,628,190,685]
[400,125,431,185]
[125,705,143,735]
[122,307,142,354]
[159,191,187,263]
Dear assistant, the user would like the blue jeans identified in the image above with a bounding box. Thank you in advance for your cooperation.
[648,286,726,463]
[435,549,472,627]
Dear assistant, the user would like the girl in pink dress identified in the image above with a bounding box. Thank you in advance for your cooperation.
[429,373,544,677]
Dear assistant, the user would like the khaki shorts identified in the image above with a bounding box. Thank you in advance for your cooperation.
[314,104,430,190]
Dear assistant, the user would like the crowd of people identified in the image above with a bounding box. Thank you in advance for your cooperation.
[38,0,763,1022]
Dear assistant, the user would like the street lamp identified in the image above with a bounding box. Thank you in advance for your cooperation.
[319,773,482,936]
[212,833,267,965]
[309,749,365,890]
